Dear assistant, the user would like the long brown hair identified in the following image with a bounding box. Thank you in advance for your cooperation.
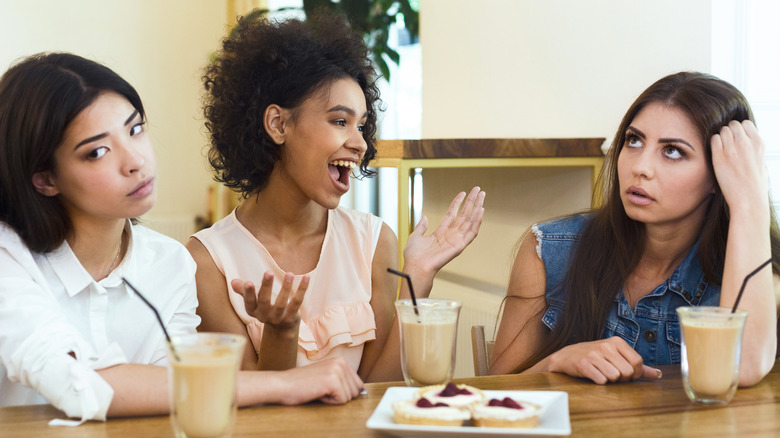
[513,72,780,372]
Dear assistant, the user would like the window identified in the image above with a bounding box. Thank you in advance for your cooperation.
[712,0,780,214]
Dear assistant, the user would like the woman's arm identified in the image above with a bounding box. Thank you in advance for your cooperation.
[230,272,308,371]
[489,231,550,375]
[358,188,485,382]
[489,231,660,383]
[400,187,485,299]
[185,237,259,370]
[358,223,401,382]
[99,356,363,417]
[711,120,777,386]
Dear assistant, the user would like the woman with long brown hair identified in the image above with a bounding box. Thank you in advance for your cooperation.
[490,72,780,386]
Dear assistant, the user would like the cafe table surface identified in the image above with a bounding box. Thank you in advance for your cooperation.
[3,361,779,437]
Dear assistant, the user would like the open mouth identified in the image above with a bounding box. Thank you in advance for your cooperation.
[328,160,357,189]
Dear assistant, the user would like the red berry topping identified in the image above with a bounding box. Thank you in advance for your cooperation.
[487,398,524,410]
[415,398,450,408]
[438,382,473,397]
[501,397,523,409]
[416,398,434,408]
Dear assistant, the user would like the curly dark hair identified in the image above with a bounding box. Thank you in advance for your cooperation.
[203,13,381,197]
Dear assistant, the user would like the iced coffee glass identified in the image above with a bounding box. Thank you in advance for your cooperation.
[676,306,748,405]
[167,333,246,438]
[396,299,461,386]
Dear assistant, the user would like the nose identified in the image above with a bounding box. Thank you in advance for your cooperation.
[631,148,654,179]
[121,144,146,176]
[346,126,368,157]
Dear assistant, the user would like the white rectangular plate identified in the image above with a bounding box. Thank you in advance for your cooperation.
[365,387,571,437]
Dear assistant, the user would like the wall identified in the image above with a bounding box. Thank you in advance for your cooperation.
[417,0,713,293]
[0,0,226,237]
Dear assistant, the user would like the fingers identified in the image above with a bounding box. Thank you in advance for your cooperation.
[410,215,428,237]
[641,365,663,380]
[317,358,364,404]
[231,278,259,314]
[255,272,275,311]
[272,273,296,320]
[437,190,467,229]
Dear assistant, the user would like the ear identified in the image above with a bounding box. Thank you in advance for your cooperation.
[32,171,60,197]
[264,104,288,145]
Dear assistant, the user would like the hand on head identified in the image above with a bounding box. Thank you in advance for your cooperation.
[548,336,662,384]
[710,119,769,213]
[402,186,486,275]
[231,272,309,330]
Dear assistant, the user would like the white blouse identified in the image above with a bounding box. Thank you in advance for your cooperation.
[0,221,199,422]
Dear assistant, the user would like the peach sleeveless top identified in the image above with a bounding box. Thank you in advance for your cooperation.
[192,207,382,371]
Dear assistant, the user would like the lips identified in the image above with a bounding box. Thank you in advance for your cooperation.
[626,185,654,206]
[128,177,154,198]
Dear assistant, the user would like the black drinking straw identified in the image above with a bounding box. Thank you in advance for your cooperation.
[731,258,774,313]
[122,277,180,361]
[387,268,419,317]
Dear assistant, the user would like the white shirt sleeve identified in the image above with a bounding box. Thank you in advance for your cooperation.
[0,240,120,421]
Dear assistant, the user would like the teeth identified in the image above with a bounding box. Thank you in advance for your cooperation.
[329,160,356,169]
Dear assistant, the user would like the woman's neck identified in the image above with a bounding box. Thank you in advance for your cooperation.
[638,220,701,278]
[237,181,328,244]
[66,215,127,281]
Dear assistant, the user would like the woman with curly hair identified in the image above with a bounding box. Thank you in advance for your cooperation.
[188,13,485,382]
[490,72,780,386]
[0,52,363,422]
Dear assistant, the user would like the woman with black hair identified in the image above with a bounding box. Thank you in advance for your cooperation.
[0,52,363,422]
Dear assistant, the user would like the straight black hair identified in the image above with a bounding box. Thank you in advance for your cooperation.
[0,52,145,252]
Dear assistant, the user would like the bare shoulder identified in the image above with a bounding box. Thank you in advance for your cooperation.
[507,229,546,299]
[773,273,780,312]
[372,223,398,293]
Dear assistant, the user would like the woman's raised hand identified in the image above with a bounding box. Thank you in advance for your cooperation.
[711,120,769,214]
[547,337,662,384]
[402,186,485,275]
[231,272,309,330]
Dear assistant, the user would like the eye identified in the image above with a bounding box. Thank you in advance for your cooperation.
[87,146,108,160]
[130,122,145,136]
[663,144,684,160]
[333,119,347,127]
[625,134,642,148]
[357,124,364,132]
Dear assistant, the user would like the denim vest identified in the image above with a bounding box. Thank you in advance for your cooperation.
[534,214,721,366]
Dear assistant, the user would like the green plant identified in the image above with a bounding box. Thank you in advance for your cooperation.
[236,0,419,81]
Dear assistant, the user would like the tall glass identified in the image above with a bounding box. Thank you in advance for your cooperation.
[677,306,748,405]
[396,298,461,386]
[167,333,245,438]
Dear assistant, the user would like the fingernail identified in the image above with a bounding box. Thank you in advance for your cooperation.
[655,368,663,379]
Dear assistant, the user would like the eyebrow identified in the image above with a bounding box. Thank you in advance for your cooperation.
[626,126,695,151]
[73,110,140,150]
[327,105,368,119]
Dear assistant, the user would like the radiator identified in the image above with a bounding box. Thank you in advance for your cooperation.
[429,275,505,378]
[140,215,197,244]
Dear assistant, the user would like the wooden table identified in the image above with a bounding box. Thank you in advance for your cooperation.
[3,361,778,437]
[372,138,605,259]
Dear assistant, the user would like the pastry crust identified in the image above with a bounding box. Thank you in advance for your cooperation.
[469,399,541,428]
[391,399,470,426]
